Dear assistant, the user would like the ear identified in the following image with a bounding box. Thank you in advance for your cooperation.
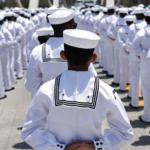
[60,51,66,60]
[90,54,97,63]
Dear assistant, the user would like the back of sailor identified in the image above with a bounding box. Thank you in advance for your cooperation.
[132,10,150,122]
[126,7,147,108]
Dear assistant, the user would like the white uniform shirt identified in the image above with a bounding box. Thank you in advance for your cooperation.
[126,20,147,51]
[132,24,150,61]
[22,70,133,150]
[26,37,97,98]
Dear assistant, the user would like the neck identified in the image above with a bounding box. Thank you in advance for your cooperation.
[68,64,89,71]
[54,32,63,37]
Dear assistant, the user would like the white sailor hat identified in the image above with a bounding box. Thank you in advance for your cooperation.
[45,8,59,15]
[5,12,14,17]
[81,9,85,13]
[94,7,100,12]
[124,15,135,21]
[63,29,100,49]
[89,3,94,7]
[119,8,128,14]
[138,4,145,8]
[31,10,36,14]
[48,9,74,25]
[107,5,116,10]
[131,7,146,15]
[144,10,150,17]
[0,14,4,21]
[13,7,21,12]
[102,7,108,12]
[20,11,25,15]
[36,28,54,36]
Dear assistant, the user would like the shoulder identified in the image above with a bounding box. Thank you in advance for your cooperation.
[31,44,43,61]
[99,79,117,105]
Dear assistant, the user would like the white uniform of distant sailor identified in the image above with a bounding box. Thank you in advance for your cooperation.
[132,10,150,122]
[99,7,108,69]
[0,14,14,91]
[126,8,147,108]
[22,29,133,150]
[118,15,135,91]
[107,8,128,85]
[100,6,117,76]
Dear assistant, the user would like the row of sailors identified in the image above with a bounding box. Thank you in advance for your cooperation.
[75,4,150,123]
[0,7,47,99]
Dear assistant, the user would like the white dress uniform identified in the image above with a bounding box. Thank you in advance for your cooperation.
[0,30,6,98]
[117,20,131,91]
[126,8,147,107]
[99,9,107,68]
[22,29,133,150]
[100,7,117,75]
[107,8,127,84]
[7,20,17,84]
[13,17,25,78]
[0,24,12,90]
[132,12,150,122]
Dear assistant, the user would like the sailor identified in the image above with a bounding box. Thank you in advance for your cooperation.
[118,15,134,92]
[25,9,97,98]
[126,7,147,108]
[0,14,14,91]
[13,13,25,79]
[99,7,108,68]
[132,10,150,123]
[99,6,117,76]
[22,29,133,150]
[107,8,128,85]
[13,8,28,70]
[28,7,58,57]
[0,25,7,99]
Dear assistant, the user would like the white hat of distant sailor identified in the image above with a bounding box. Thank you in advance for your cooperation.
[124,15,135,21]
[63,29,100,49]
[102,7,107,12]
[36,28,54,36]
[131,7,146,15]
[5,12,14,17]
[45,8,60,15]
[0,14,4,21]
[48,9,74,25]
[138,4,145,8]
[144,10,150,17]
[107,5,116,10]
[13,13,19,18]
[13,7,21,12]
[31,10,36,14]
[20,11,25,15]
[119,8,128,14]
[94,7,100,12]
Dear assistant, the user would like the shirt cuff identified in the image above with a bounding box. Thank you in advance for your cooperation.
[55,142,66,150]
[93,139,104,150]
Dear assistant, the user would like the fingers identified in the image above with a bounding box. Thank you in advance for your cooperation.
[71,142,85,149]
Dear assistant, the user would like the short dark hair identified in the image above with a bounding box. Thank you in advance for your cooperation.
[51,19,74,32]
[38,35,51,44]
[108,9,115,14]
[136,13,145,19]
[64,44,94,65]
[119,13,127,18]
[126,21,133,26]
[145,16,150,24]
